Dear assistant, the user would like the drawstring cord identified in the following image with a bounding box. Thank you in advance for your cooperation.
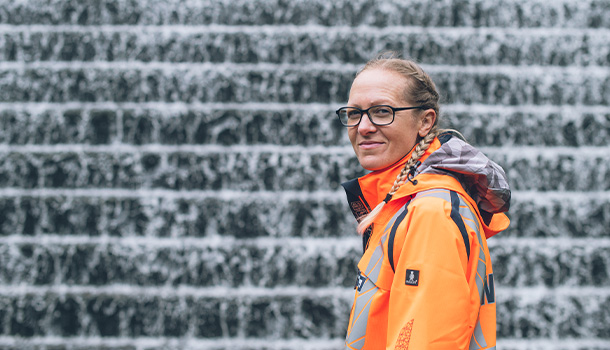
[406,160,421,186]
[382,160,421,204]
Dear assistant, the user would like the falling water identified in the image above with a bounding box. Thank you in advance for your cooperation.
[0,0,609,349]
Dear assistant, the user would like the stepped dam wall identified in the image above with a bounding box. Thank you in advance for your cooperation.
[0,1,609,349]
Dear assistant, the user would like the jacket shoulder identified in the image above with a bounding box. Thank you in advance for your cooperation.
[387,189,481,268]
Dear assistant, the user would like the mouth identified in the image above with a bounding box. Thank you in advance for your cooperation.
[359,140,384,150]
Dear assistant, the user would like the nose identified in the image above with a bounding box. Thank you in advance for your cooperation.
[357,112,377,135]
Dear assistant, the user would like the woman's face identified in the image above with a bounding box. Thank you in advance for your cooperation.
[347,68,433,171]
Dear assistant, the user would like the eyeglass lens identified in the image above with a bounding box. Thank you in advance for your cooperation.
[338,106,394,126]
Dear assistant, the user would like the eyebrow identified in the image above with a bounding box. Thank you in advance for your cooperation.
[347,100,393,108]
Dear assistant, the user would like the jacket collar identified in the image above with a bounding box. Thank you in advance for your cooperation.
[356,137,442,206]
[341,133,511,239]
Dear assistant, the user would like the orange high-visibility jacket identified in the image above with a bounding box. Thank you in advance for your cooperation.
[342,133,511,350]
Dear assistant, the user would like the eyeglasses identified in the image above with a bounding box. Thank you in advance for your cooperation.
[336,105,425,127]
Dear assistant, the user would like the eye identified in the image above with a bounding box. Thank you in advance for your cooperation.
[347,109,361,118]
[372,106,392,117]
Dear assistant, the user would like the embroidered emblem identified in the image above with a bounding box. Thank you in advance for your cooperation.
[355,273,367,292]
[350,201,368,221]
[405,269,419,286]
[394,319,414,350]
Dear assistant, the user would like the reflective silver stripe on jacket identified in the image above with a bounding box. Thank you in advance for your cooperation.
[345,206,408,349]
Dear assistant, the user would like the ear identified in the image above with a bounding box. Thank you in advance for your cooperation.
[418,109,436,137]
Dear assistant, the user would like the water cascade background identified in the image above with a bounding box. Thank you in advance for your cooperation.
[0,0,609,349]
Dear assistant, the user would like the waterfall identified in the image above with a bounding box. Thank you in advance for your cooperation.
[0,0,609,349]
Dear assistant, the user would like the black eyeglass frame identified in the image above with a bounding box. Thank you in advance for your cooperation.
[335,105,426,127]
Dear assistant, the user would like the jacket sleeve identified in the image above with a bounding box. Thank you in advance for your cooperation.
[386,195,480,350]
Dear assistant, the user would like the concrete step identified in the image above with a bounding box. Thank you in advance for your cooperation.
[0,288,351,338]
[1,104,609,147]
[0,64,607,106]
[1,0,608,28]
[0,104,346,147]
[0,148,608,191]
[0,237,608,289]
[1,27,608,66]
[0,285,607,340]
[0,192,608,238]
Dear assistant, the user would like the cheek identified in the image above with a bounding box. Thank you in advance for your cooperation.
[390,129,417,154]
[347,128,357,144]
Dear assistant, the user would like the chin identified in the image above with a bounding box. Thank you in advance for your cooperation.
[357,158,387,171]
[357,153,403,171]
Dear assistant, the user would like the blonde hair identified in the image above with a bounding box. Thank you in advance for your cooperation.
[354,53,442,235]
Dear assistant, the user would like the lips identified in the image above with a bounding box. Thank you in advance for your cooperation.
[359,140,384,150]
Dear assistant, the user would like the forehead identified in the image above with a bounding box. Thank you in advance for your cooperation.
[348,69,409,105]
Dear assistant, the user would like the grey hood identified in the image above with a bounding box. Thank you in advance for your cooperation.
[416,134,511,214]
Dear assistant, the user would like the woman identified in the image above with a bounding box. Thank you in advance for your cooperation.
[338,53,510,350]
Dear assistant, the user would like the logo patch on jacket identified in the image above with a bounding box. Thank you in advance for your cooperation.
[350,201,368,220]
[355,273,367,292]
[405,269,419,286]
